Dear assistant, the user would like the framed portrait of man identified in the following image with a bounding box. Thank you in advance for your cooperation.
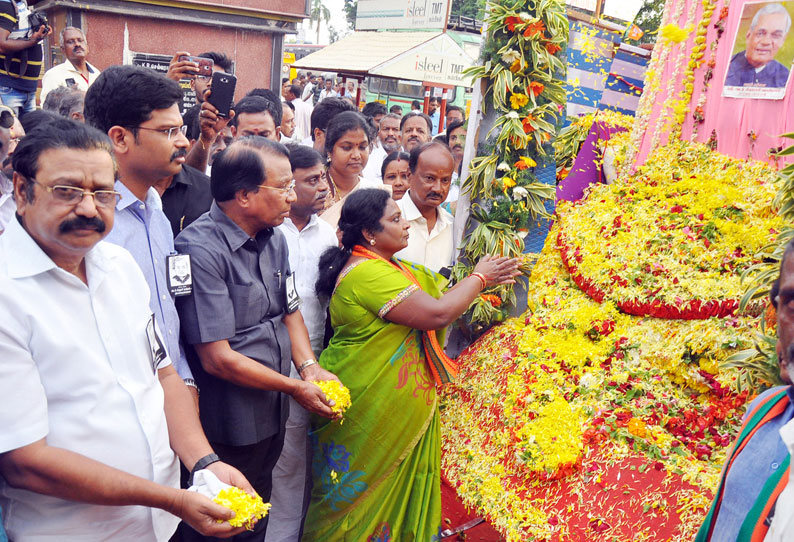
[723,1,794,100]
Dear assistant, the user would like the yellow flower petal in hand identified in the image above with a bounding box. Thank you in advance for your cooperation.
[313,380,352,415]
[213,487,271,530]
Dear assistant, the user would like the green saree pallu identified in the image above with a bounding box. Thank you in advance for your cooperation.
[303,258,446,542]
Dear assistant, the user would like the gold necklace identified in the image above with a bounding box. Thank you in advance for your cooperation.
[326,169,360,204]
[326,168,343,204]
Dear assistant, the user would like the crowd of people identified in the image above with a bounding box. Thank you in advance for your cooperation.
[0,18,529,542]
[5,10,794,542]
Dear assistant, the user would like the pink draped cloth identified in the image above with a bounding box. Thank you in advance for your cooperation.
[633,0,794,168]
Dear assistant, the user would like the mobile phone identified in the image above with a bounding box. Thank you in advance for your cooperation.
[208,72,237,118]
[178,55,214,78]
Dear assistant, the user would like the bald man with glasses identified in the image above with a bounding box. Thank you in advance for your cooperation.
[175,136,339,542]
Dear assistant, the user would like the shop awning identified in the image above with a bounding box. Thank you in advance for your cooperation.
[291,31,475,87]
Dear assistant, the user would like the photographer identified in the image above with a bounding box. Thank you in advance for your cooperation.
[0,0,49,117]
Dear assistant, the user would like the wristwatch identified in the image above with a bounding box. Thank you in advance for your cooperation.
[188,453,220,486]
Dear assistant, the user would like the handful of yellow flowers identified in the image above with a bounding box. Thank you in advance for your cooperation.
[313,380,351,416]
[213,487,271,530]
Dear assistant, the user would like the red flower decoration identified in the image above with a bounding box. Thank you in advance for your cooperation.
[545,42,562,55]
[524,20,546,39]
[529,81,545,97]
[505,16,522,32]
[522,115,536,134]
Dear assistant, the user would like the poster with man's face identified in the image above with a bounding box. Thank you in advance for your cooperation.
[723,1,794,99]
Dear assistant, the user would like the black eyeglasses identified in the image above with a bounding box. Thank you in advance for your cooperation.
[30,178,121,207]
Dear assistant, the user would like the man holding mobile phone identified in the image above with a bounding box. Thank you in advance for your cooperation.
[40,27,100,104]
[168,51,233,142]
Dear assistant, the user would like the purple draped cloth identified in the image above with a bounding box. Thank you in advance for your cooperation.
[556,121,628,203]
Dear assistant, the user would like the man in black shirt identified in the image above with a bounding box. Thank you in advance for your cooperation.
[176,137,338,541]
[156,163,213,237]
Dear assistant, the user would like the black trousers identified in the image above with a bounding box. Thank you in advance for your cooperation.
[178,432,286,542]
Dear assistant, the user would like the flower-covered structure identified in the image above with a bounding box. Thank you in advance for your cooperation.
[441,140,778,541]
[441,0,794,538]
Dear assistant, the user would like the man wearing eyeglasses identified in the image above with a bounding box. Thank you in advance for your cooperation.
[725,3,791,88]
[169,51,234,143]
[175,137,340,542]
[0,118,256,541]
[84,65,201,408]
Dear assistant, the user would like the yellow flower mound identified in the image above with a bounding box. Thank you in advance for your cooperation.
[313,380,352,415]
[558,141,781,308]
[213,487,271,530]
[516,396,583,472]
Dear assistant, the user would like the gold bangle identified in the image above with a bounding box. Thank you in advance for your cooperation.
[471,273,487,289]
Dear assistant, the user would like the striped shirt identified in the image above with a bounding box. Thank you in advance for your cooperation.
[0,0,43,91]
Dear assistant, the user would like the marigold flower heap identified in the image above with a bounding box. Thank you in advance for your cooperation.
[558,141,781,319]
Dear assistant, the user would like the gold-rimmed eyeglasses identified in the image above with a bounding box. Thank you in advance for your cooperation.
[257,179,296,194]
[30,178,121,207]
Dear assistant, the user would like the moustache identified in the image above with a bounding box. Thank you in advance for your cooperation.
[452,145,463,151]
[59,216,106,234]
[426,192,444,200]
[170,149,187,162]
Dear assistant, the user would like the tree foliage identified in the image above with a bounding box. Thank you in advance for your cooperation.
[343,0,357,29]
[633,0,665,44]
[310,0,331,43]
[451,0,486,20]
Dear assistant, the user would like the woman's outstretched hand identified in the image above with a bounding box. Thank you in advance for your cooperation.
[472,255,522,287]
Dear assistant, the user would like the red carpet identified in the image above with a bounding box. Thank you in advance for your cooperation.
[441,478,505,541]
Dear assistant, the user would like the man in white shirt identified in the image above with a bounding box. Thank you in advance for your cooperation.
[362,113,402,184]
[280,102,297,144]
[318,79,337,102]
[268,145,336,542]
[395,142,455,272]
[301,73,315,102]
[400,112,432,153]
[40,27,100,104]
[283,84,312,141]
[0,118,254,541]
[0,105,15,233]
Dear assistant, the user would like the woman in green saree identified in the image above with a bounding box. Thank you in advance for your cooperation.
[304,188,520,541]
